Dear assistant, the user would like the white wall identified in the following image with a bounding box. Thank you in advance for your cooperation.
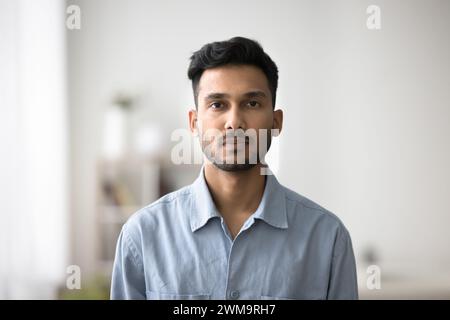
[0,0,68,299]
[276,0,450,275]
[68,0,450,292]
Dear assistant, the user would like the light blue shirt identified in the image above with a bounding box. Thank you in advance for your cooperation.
[111,167,358,300]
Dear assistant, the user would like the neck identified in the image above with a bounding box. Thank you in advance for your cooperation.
[204,163,266,218]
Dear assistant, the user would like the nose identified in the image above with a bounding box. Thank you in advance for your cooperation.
[224,106,245,130]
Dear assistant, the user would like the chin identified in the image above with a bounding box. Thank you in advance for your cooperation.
[212,162,257,172]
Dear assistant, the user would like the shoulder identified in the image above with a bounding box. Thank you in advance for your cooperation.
[121,184,194,240]
[281,183,349,235]
[279,183,354,257]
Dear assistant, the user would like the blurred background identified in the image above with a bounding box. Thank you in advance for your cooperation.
[1,0,449,299]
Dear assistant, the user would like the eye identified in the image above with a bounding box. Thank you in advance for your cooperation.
[209,102,224,110]
[247,100,260,108]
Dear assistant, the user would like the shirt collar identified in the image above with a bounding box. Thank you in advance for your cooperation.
[189,166,288,232]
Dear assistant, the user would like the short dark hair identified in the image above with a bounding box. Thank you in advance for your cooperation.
[187,36,279,108]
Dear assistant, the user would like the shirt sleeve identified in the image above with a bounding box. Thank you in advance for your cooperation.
[110,225,146,300]
[327,225,359,300]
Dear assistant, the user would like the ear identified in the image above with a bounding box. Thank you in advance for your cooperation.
[188,108,198,135]
[272,109,283,137]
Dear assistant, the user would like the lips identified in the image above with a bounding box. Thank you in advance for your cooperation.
[222,137,249,146]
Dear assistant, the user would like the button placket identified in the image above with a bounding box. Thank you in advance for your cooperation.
[224,229,248,300]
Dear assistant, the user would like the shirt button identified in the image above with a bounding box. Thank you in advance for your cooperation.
[229,290,240,300]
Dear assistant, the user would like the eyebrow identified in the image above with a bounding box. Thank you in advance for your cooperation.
[203,90,267,101]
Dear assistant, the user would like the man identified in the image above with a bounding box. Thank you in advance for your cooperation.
[111,36,358,300]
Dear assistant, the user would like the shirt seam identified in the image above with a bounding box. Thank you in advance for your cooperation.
[288,194,343,227]
[143,189,192,210]
[122,224,144,270]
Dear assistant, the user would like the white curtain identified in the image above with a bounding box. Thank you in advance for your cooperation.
[0,0,68,299]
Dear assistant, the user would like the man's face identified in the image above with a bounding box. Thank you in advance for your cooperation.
[189,64,282,172]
